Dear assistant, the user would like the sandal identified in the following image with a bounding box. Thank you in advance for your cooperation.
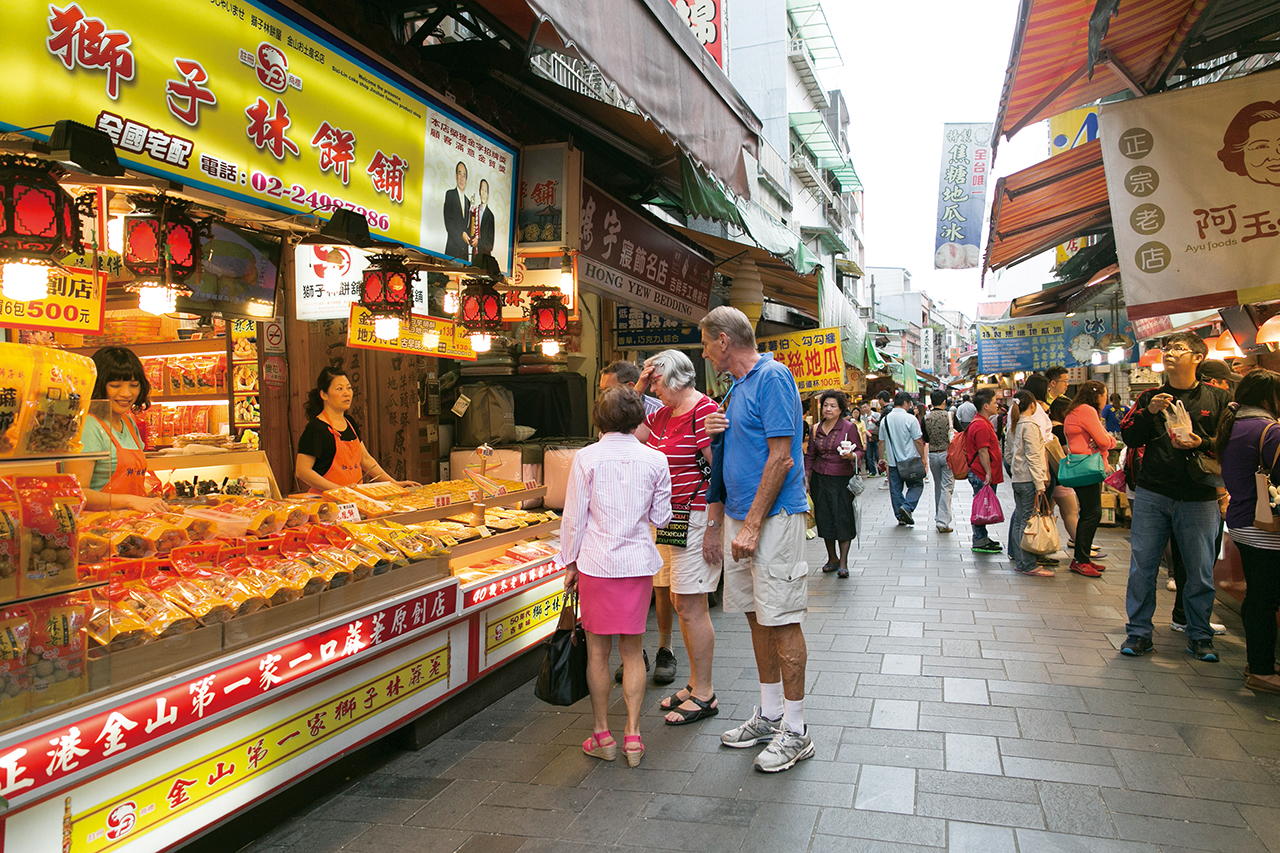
[659,684,692,711]
[837,567,849,579]
[582,731,616,761]
[821,561,838,573]
[664,693,719,726]
[623,734,644,767]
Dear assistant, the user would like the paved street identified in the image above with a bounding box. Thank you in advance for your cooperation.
[243,481,1280,853]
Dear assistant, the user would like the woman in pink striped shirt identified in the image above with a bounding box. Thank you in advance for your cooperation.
[558,385,673,767]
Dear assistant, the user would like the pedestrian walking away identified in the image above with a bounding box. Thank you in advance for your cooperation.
[701,306,815,773]
[883,391,927,527]
[923,389,954,532]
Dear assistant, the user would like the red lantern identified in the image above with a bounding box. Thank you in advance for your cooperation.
[0,154,82,265]
[529,293,569,340]
[359,253,413,319]
[123,197,201,282]
[459,278,503,333]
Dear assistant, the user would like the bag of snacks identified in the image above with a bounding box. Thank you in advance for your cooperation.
[15,475,85,597]
[0,480,18,602]
[16,348,95,455]
[161,512,217,541]
[28,593,89,707]
[144,571,234,627]
[256,555,327,597]
[0,344,35,457]
[122,583,199,638]
[222,556,294,607]
[0,607,30,722]
[87,580,150,651]
[127,519,190,555]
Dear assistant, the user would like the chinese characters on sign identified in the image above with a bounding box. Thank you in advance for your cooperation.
[669,0,724,67]
[463,562,563,609]
[614,305,702,348]
[755,327,845,393]
[933,123,993,270]
[1099,67,1280,318]
[1048,107,1100,266]
[0,267,106,334]
[346,306,477,361]
[976,312,1138,373]
[486,589,565,656]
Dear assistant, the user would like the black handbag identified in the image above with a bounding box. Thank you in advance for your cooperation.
[533,592,589,706]
[1186,451,1224,488]
[898,454,927,485]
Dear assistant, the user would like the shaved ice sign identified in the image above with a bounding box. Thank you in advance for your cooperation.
[934,123,993,270]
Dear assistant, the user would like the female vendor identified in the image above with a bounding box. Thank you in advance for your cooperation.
[67,346,169,512]
[295,366,417,492]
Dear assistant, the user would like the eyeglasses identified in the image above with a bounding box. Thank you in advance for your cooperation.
[1165,345,1193,356]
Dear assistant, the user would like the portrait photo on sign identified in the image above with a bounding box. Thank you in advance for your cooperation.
[420,105,515,273]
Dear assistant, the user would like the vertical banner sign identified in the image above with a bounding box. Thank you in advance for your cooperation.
[516,143,582,251]
[578,181,713,322]
[1049,107,1100,266]
[976,312,1137,373]
[670,0,724,67]
[934,123,993,270]
[3,0,516,268]
[755,327,844,393]
[1099,67,1280,319]
[921,327,935,371]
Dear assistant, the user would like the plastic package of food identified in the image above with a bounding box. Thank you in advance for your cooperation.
[265,557,328,596]
[298,500,338,524]
[161,512,217,541]
[28,594,89,707]
[16,347,95,455]
[0,607,30,721]
[127,519,190,555]
[323,487,392,519]
[87,584,150,651]
[0,344,35,458]
[77,531,111,565]
[15,475,85,597]
[371,521,433,561]
[180,566,267,617]
[145,572,234,626]
[224,557,295,607]
[109,529,152,559]
[0,480,19,602]
[340,524,408,570]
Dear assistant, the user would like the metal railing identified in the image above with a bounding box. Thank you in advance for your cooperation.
[529,51,627,108]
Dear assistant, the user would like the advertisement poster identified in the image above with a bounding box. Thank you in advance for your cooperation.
[346,305,476,360]
[670,0,724,67]
[755,326,844,393]
[578,181,713,322]
[177,222,280,318]
[933,123,993,270]
[1048,107,1100,266]
[294,244,429,321]
[4,0,515,265]
[1100,67,1280,318]
[977,312,1137,373]
[0,266,106,334]
[516,143,581,251]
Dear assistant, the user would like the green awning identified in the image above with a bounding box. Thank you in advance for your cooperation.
[801,224,849,254]
[679,151,747,231]
[865,335,885,371]
[794,241,819,276]
[786,0,843,67]
[788,112,861,191]
[903,362,919,394]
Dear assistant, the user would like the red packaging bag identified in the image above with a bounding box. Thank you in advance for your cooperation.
[15,475,85,597]
[971,484,1004,526]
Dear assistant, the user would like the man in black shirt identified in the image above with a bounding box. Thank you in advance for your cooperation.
[1119,332,1231,661]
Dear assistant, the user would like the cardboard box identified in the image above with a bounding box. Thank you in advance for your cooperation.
[1100,507,1117,526]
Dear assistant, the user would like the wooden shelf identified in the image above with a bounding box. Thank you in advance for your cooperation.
[151,393,228,404]
[0,451,109,472]
[68,338,226,358]
[445,517,561,562]
[389,486,548,525]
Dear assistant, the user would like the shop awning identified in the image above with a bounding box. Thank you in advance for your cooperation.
[835,257,864,278]
[992,0,1208,151]
[983,138,1111,278]
[672,226,820,319]
[1009,264,1120,317]
[788,112,861,191]
[785,0,843,67]
[480,0,762,198]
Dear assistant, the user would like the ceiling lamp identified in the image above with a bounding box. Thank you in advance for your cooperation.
[123,196,201,282]
[1257,314,1280,345]
[469,332,492,353]
[360,252,413,342]
[422,329,441,350]
[459,277,503,337]
[1215,330,1244,359]
[559,250,574,297]
[528,292,569,357]
[1108,346,1126,364]
[136,285,176,315]
[0,154,82,302]
[1138,347,1163,367]
[105,191,134,255]
[1091,351,1104,366]
[1152,361,1165,372]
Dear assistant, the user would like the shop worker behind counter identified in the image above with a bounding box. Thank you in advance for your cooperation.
[295,366,419,493]
[1119,332,1231,662]
[701,305,815,774]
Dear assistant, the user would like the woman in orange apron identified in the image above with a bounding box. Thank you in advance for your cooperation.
[67,347,169,512]
[295,366,414,493]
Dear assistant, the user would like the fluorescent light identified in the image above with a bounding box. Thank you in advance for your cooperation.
[540,339,561,356]
[1108,346,1125,364]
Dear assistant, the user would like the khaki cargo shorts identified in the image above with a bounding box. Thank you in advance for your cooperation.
[721,510,808,626]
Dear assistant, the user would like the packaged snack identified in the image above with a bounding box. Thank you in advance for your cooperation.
[87,582,150,651]
[276,502,310,529]
[28,594,89,707]
[353,481,408,499]
[261,557,327,597]
[145,572,234,627]
[0,343,35,457]
[340,524,407,570]
[300,500,338,524]
[323,487,392,519]
[223,557,294,607]
[16,348,95,455]
[141,358,165,393]
[121,583,198,638]
[162,512,217,541]
[15,475,85,597]
[372,521,432,561]
[77,531,111,565]
[127,519,190,555]
[0,607,30,721]
[109,529,151,559]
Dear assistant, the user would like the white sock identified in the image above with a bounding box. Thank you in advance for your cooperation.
[783,698,805,732]
[760,682,784,720]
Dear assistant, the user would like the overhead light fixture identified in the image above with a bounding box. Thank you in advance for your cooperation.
[312,208,373,247]
[246,299,274,318]
[540,339,561,356]
[442,287,459,315]
[470,332,492,353]
[559,249,574,297]
[459,277,503,339]
[528,292,570,356]
[1151,361,1164,373]
[46,119,124,177]
[105,191,134,255]
[359,252,413,343]
[1138,347,1163,367]
[1108,346,1125,364]
[374,316,401,340]
[136,284,176,315]
[422,329,441,350]
[0,154,82,302]
[1257,314,1280,345]
[1215,330,1244,359]
[1091,351,1104,366]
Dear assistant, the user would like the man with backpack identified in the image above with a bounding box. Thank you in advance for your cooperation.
[964,390,1005,554]
[924,390,954,532]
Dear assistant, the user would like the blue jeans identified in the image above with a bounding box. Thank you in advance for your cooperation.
[1008,482,1038,571]
[866,437,879,473]
[1125,487,1220,642]
[888,464,923,518]
[967,474,998,545]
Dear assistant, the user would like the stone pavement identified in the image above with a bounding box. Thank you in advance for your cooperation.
[243,480,1280,853]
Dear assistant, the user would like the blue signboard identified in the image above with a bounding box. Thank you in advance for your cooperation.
[977,312,1138,373]
[614,305,702,348]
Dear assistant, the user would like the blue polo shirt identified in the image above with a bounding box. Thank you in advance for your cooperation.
[721,354,808,521]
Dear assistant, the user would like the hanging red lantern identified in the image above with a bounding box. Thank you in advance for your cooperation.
[459,278,503,333]
[123,197,202,282]
[360,253,413,318]
[529,293,569,339]
[0,155,82,300]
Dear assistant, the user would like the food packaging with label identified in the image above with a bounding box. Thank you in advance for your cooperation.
[15,475,85,597]
[15,347,95,455]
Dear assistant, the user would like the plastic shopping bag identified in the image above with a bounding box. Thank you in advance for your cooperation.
[1104,466,1127,492]
[971,484,1004,525]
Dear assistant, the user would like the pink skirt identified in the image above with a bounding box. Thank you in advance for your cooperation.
[577,572,652,635]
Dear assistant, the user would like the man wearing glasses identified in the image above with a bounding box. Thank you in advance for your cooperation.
[1118,332,1231,662]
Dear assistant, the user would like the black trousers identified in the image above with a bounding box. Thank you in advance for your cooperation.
[1237,541,1280,675]
[1072,482,1102,564]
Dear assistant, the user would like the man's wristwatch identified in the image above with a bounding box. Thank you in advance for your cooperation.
[706,520,722,528]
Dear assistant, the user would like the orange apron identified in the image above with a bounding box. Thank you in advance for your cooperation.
[311,413,362,493]
[92,415,148,496]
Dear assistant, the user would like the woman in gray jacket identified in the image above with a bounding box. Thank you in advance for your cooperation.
[1005,391,1052,577]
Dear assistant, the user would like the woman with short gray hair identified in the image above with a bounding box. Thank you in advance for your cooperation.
[633,349,723,725]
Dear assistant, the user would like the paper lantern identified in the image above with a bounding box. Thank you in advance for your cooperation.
[0,154,82,301]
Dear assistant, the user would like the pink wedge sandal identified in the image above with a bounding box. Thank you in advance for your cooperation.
[623,734,644,768]
[582,731,616,761]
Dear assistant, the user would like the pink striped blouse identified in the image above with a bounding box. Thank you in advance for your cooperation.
[555,432,674,578]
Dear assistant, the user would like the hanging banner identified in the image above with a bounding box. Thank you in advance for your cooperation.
[755,326,844,393]
[346,305,476,360]
[515,143,582,251]
[0,266,106,335]
[1100,67,1280,319]
[2,0,516,269]
[934,123,993,269]
[293,244,429,321]
[976,312,1138,373]
[614,305,702,348]
[1048,107,1100,267]
[578,181,714,322]
[670,0,724,67]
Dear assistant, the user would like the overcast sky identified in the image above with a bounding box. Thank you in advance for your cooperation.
[823,0,1057,316]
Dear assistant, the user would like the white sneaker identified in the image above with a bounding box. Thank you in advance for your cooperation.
[753,722,815,773]
[1170,620,1227,635]
[879,480,890,490]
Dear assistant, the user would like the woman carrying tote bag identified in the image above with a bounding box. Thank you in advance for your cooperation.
[1063,380,1116,578]
[1005,392,1052,577]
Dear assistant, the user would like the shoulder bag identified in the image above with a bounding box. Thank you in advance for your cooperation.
[1254,423,1280,533]
[1021,492,1061,555]
[534,591,588,706]
[655,408,711,548]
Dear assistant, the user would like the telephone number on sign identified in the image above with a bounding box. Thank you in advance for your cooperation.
[0,299,93,324]
[248,171,391,231]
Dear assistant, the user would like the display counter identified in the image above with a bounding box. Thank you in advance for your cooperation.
[0,449,567,853]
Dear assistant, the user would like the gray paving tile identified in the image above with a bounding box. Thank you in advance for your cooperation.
[945,732,1002,775]
[559,790,652,846]
[943,677,990,705]
[948,821,1017,853]
[1037,781,1115,837]
[1101,787,1248,827]
[854,764,916,814]
[869,698,919,730]
[405,780,500,829]
[639,793,758,826]
[739,802,820,853]
[342,825,474,853]
[1111,811,1271,853]
[916,792,1045,829]
[316,795,434,825]
[816,808,946,847]
[1015,828,1161,853]
[1001,756,1124,787]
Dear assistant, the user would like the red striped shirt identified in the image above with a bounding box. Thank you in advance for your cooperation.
[646,395,717,510]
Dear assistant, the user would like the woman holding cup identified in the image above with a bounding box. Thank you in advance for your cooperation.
[804,389,864,578]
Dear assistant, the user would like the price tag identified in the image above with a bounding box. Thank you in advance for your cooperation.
[440,535,458,547]
[523,480,538,491]
[451,394,471,417]
[434,495,450,508]
[476,526,492,538]
[335,503,361,523]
